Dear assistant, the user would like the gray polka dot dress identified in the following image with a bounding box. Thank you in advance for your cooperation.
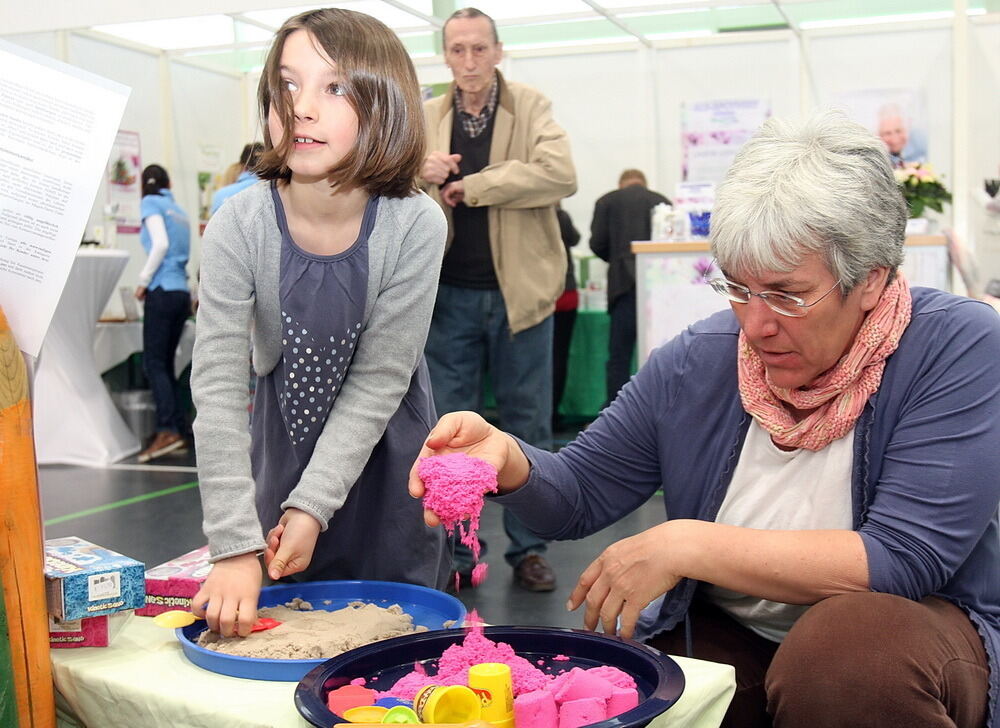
[249,184,447,589]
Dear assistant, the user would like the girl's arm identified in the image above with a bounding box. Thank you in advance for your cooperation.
[190,206,265,561]
[137,214,169,287]
[280,196,447,529]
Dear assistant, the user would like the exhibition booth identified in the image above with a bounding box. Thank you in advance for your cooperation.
[1,2,999,727]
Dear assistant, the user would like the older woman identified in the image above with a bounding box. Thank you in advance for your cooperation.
[409,112,999,728]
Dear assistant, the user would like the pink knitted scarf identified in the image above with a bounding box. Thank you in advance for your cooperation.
[738,273,912,451]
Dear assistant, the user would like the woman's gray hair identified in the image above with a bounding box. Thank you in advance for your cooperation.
[710,110,907,291]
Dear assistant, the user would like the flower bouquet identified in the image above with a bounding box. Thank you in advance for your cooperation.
[894,162,951,218]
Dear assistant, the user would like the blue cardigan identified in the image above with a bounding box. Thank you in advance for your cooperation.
[500,287,1000,725]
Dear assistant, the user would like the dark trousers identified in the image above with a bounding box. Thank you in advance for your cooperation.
[647,593,989,728]
[424,285,551,570]
[552,308,577,422]
[142,287,191,434]
[606,288,636,406]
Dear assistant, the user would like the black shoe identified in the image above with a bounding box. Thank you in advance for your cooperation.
[514,554,556,592]
[446,569,475,594]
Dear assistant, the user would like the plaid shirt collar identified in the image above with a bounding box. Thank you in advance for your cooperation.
[454,74,499,138]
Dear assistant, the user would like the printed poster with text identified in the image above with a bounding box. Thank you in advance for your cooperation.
[681,98,771,185]
[0,40,130,356]
[107,130,141,234]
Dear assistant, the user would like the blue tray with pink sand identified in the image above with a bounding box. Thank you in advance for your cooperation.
[176,580,466,682]
[295,625,685,728]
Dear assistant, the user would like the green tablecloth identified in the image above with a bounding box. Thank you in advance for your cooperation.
[559,310,612,419]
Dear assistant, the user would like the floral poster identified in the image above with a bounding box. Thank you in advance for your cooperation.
[107,130,141,233]
[681,98,771,185]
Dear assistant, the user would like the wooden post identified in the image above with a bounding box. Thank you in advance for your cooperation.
[0,306,55,727]
[1,571,20,728]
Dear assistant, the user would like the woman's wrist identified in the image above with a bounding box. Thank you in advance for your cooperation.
[496,431,531,493]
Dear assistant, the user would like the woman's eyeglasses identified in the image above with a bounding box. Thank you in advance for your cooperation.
[708,276,842,317]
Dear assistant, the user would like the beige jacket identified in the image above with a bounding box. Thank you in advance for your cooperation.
[423,72,577,334]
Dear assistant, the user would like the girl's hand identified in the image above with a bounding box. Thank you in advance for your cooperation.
[191,552,262,637]
[566,522,683,639]
[407,411,530,527]
[134,285,147,301]
[264,508,321,580]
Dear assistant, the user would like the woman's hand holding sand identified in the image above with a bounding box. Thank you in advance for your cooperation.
[192,552,263,637]
[408,411,531,527]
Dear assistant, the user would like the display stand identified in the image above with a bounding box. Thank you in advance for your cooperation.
[0,306,56,727]
[633,235,950,365]
[32,248,139,465]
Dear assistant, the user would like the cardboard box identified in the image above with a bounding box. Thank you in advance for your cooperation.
[136,545,212,617]
[48,610,133,648]
[44,537,145,621]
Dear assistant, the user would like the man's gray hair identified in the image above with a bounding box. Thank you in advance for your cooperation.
[443,7,499,46]
[710,110,906,291]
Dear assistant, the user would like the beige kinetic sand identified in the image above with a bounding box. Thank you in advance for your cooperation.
[195,598,427,659]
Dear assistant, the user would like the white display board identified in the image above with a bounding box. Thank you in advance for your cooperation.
[635,236,951,365]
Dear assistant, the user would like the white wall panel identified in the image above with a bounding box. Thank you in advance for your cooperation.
[66,34,165,289]
[655,38,798,211]
[170,61,246,275]
[507,49,651,236]
[810,27,953,205]
[4,32,60,58]
[968,19,1000,277]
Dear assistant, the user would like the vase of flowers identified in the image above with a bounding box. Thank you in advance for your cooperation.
[895,162,952,220]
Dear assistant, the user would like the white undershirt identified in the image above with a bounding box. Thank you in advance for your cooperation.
[138,214,169,288]
[703,419,854,642]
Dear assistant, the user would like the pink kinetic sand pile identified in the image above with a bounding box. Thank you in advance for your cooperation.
[375,613,639,728]
[418,453,498,562]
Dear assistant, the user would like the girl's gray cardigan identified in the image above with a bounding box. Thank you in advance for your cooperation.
[191,182,446,562]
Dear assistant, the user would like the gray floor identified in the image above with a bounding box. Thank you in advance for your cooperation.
[38,425,665,629]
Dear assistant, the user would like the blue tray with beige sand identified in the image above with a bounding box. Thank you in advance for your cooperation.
[295,625,685,728]
[176,580,466,682]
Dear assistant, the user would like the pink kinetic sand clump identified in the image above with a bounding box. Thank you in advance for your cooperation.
[418,453,498,562]
[470,562,489,586]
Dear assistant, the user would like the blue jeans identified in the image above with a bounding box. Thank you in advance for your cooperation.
[425,284,552,570]
[142,287,190,434]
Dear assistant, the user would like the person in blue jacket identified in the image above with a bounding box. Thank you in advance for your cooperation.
[136,164,191,462]
[210,142,264,216]
[410,111,999,728]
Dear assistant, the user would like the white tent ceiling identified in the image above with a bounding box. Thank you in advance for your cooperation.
[4,0,997,73]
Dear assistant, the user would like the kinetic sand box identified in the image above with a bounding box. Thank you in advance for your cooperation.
[43,537,145,621]
[136,545,212,616]
[48,611,133,649]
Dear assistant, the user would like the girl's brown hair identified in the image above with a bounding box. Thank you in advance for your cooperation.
[256,8,425,198]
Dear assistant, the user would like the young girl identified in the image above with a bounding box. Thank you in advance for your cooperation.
[136,164,191,463]
[191,8,449,637]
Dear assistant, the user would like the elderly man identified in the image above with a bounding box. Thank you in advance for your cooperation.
[419,7,576,592]
[876,103,926,168]
[412,111,998,728]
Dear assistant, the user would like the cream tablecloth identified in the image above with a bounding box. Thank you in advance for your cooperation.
[93,319,195,377]
[53,616,735,728]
